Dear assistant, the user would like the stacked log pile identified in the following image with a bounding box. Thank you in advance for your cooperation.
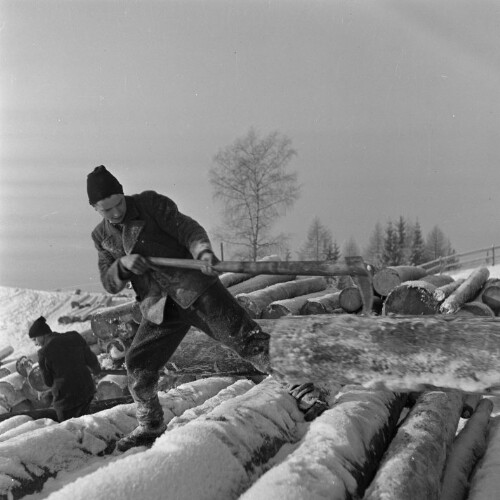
[0,372,496,500]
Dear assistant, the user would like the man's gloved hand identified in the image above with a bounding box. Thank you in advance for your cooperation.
[119,254,150,275]
[198,250,221,276]
[287,382,328,422]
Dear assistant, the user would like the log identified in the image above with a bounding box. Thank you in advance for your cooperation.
[462,393,483,419]
[420,274,455,287]
[300,291,341,315]
[440,398,493,500]
[90,300,141,341]
[338,285,363,313]
[440,267,490,314]
[261,290,334,319]
[26,365,50,392]
[96,374,130,400]
[382,280,440,316]
[236,277,328,318]
[106,338,127,361]
[481,281,500,315]
[0,361,17,379]
[0,346,13,363]
[373,265,428,296]
[0,372,26,410]
[240,385,406,500]
[41,378,305,500]
[363,390,464,500]
[456,301,495,318]
[434,278,465,302]
[228,274,297,296]
[0,415,32,435]
[268,315,500,393]
[219,254,282,288]
[78,328,98,345]
[467,415,500,499]
[0,396,134,423]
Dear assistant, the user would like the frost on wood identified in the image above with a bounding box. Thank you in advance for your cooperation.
[0,377,238,499]
[269,315,500,393]
[363,390,464,500]
[240,385,406,500]
[42,377,305,500]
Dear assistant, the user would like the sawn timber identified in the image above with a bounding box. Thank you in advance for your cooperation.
[266,314,500,394]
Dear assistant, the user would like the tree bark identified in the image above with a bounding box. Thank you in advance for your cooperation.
[90,301,141,341]
[480,281,500,315]
[383,280,440,316]
[300,291,341,315]
[363,390,464,500]
[420,274,455,287]
[440,398,493,500]
[0,372,27,410]
[434,278,465,302]
[240,385,406,500]
[0,346,13,363]
[440,268,490,314]
[228,274,297,296]
[268,315,500,393]
[373,266,428,297]
[236,277,327,318]
[261,290,333,319]
[456,301,495,317]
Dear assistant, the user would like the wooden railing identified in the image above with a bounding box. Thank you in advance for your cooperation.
[420,245,500,274]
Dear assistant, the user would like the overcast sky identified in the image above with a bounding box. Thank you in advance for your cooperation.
[1,0,500,292]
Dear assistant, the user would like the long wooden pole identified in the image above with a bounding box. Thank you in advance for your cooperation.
[268,315,500,393]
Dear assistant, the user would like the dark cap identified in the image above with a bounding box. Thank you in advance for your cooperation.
[87,165,124,205]
[28,316,52,338]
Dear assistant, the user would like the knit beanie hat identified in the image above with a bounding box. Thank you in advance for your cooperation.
[87,165,124,205]
[28,316,52,338]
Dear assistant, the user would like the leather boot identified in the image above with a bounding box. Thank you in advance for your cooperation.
[116,421,167,452]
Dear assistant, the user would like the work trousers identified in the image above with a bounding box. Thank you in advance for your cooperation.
[125,280,270,427]
[56,396,94,422]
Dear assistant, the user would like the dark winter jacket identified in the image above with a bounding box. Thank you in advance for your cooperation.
[91,191,217,321]
[37,331,101,410]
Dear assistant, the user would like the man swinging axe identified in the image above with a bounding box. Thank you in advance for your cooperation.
[87,165,326,452]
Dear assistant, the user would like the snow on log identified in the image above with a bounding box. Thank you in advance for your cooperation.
[434,278,465,302]
[420,274,455,287]
[236,277,328,318]
[0,418,55,444]
[382,280,440,316]
[0,377,237,499]
[440,398,493,500]
[228,274,297,296]
[268,315,500,393]
[373,266,428,297]
[338,285,363,313]
[440,267,490,314]
[467,415,500,500]
[480,281,500,315]
[0,415,32,436]
[42,378,306,500]
[455,301,495,317]
[240,385,406,500]
[96,374,129,400]
[363,390,464,500]
[300,291,341,314]
[261,290,333,319]
[167,379,255,429]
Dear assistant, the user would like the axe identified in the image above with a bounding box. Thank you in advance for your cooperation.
[148,255,374,314]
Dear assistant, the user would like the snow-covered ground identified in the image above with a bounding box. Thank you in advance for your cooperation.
[1,264,500,499]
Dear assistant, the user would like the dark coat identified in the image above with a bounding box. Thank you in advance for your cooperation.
[91,191,217,321]
[38,331,101,410]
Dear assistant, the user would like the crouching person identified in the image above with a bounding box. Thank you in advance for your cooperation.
[29,316,101,422]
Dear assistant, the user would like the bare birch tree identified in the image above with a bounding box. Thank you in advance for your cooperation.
[209,129,299,260]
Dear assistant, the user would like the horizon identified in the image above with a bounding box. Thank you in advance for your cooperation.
[1,0,499,293]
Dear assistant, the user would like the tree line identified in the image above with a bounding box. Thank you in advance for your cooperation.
[209,128,457,267]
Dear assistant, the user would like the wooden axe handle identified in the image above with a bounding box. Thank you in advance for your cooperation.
[148,256,374,314]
